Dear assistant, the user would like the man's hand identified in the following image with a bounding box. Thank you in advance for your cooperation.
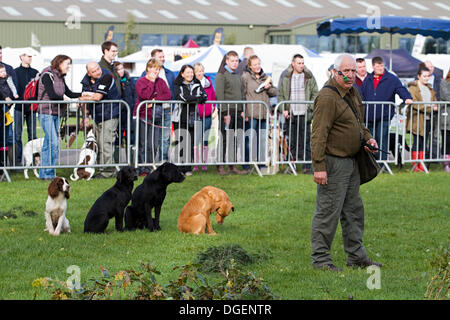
[146,71,158,82]
[314,171,327,185]
[79,92,103,102]
[224,115,231,126]
[364,138,378,154]
[405,99,413,105]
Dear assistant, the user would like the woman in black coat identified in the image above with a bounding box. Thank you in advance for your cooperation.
[173,65,207,175]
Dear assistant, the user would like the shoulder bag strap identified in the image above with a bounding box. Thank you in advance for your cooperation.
[323,85,363,142]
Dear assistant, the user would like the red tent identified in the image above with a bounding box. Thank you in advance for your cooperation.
[183,38,200,48]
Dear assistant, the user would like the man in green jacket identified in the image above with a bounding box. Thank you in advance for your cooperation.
[278,54,318,174]
[99,41,121,96]
[214,50,247,175]
[310,53,382,272]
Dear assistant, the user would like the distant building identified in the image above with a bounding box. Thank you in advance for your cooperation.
[0,0,447,54]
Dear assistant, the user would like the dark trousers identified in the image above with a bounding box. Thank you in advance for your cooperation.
[218,111,245,164]
[367,120,390,161]
[14,108,37,165]
[427,114,441,159]
[138,119,159,173]
[311,155,368,266]
[287,115,311,168]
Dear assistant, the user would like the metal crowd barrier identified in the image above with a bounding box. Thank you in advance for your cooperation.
[402,101,449,173]
[272,101,401,175]
[0,100,131,182]
[134,100,271,177]
[271,101,314,175]
[362,101,399,174]
[2,99,449,182]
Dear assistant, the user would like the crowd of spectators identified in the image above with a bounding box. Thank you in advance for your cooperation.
[1,42,449,179]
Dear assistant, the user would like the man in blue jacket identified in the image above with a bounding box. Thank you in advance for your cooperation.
[360,56,412,162]
[80,61,121,178]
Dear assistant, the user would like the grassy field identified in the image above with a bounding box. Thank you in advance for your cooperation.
[0,164,448,300]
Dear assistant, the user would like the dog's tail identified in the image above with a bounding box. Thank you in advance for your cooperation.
[70,172,79,181]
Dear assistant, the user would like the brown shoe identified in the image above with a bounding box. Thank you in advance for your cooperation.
[217,165,229,176]
[229,165,248,175]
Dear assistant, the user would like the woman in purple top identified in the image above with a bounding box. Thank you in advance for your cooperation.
[134,58,171,176]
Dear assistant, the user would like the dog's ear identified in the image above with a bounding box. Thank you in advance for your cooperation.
[48,178,60,198]
[207,190,221,203]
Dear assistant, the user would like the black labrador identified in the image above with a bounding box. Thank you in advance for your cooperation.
[124,162,185,232]
[84,166,138,233]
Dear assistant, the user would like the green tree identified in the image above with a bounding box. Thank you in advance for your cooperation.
[119,14,140,57]
[224,32,237,45]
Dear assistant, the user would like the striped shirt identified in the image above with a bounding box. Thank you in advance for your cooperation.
[290,73,306,115]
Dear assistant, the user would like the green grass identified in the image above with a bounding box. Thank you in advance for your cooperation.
[0,164,448,300]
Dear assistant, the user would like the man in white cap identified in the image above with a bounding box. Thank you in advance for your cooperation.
[14,48,39,165]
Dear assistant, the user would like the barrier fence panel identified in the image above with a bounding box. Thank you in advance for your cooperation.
[271,101,314,175]
[0,100,131,182]
[362,101,399,174]
[272,101,402,175]
[3,98,448,182]
[402,101,449,173]
[134,100,271,176]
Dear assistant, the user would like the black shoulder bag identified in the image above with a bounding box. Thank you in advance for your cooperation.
[323,85,381,185]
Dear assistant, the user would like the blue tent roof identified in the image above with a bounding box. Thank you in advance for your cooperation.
[364,49,443,79]
[317,16,450,40]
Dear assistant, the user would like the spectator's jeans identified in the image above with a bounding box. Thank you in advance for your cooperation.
[157,108,171,161]
[95,118,118,177]
[38,113,59,179]
[194,115,212,147]
[218,111,245,163]
[366,120,390,161]
[138,119,159,171]
[14,109,37,165]
[244,118,267,169]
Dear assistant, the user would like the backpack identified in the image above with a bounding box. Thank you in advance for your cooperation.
[24,74,40,112]
[24,68,53,112]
